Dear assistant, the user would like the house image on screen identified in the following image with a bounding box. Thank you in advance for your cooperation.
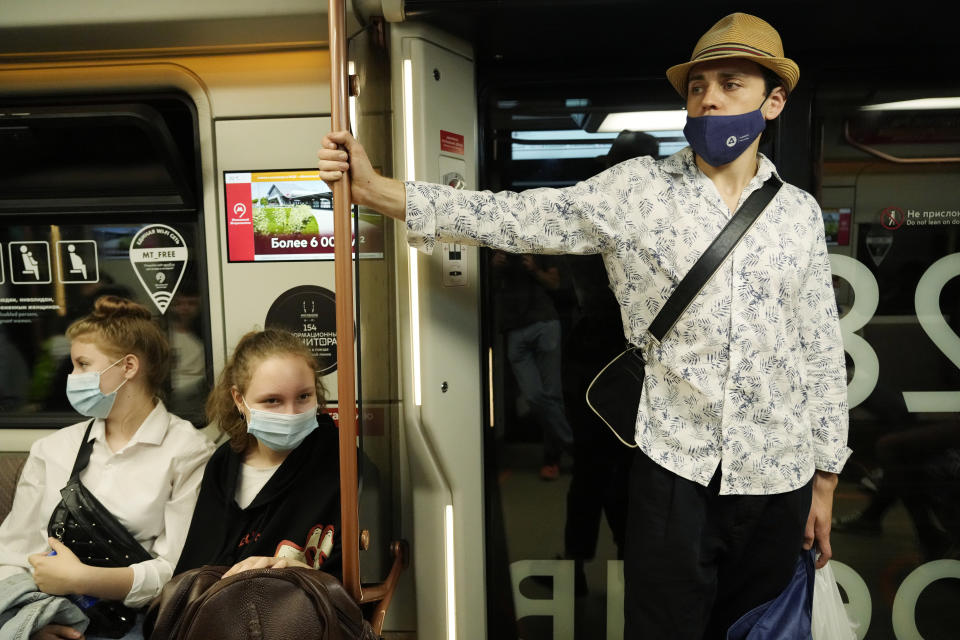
[265,184,333,210]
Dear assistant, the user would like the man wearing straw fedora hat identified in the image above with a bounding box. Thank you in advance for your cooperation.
[319,11,849,638]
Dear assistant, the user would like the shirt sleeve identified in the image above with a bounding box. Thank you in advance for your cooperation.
[122,439,214,607]
[797,197,852,473]
[0,451,47,581]
[404,160,649,255]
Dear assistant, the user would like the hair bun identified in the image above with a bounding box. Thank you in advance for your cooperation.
[91,295,152,321]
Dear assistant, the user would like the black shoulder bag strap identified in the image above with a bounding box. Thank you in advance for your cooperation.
[648,174,783,342]
[69,418,97,479]
[586,175,783,447]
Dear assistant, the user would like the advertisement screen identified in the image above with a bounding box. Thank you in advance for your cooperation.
[822,208,851,246]
[224,170,384,262]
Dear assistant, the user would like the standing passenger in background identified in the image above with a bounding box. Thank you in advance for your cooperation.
[0,295,214,640]
[559,131,662,591]
[319,12,850,637]
[172,329,341,582]
[490,250,574,480]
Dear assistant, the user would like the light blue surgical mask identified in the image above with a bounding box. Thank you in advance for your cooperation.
[66,357,128,419]
[242,398,318,452]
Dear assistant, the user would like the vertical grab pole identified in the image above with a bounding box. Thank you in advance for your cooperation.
[328,0,361,601]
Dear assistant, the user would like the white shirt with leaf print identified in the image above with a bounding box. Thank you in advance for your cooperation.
[404,147,850,496]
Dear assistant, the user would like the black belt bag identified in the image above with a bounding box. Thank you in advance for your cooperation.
[47,419,154,638]
[586,176,783,447]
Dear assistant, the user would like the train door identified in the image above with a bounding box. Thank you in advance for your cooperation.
[472,67,960,640]
[475,78,690,640]
[813,85,960,639]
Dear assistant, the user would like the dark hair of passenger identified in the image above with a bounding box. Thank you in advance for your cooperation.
[66,295,171,396]
[605,130,660,167]
[760,65,785,146]
[761,65,786,98]
[208,329,326,452]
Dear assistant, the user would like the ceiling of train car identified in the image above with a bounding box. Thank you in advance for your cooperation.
[405,0,951,84]
[403,0,955,188]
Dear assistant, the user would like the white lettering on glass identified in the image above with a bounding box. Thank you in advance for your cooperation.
[903,253,960,412]
[830,254,880,408]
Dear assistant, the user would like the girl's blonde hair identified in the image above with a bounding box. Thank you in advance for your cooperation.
[66,295,171,396]
[207,328,326,452]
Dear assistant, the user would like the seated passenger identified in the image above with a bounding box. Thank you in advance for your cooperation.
[0,295,215,640]
[173,329,341,580]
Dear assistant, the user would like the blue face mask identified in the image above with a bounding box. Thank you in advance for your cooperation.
[242,398,318,452]
[683,107,767,167]
[66,357,128,419]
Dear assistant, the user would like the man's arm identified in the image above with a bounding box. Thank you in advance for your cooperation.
[521,255,561,290]
[318,131,406,220]
[797,196,852,569]
[804,470,838,568]
[320,131,635,258]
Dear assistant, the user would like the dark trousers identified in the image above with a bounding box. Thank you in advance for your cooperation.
[623,451,813,639]
[562,320,632,560]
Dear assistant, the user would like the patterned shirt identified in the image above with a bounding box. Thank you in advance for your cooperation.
[405,147,850,495]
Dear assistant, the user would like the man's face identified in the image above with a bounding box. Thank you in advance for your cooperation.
[685,58,773,117]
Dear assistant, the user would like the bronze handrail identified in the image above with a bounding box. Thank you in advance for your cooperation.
[328,0,360,602]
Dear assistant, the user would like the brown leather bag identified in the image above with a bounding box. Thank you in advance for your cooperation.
[144,566,379,640]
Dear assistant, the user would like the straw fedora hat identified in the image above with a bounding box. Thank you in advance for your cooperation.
[666,13,799,97]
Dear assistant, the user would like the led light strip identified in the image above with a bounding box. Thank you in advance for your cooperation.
[488,348,495,428]
[348,61,358,138]
[597,109,688,132]
[860,97,960,111]
[403,58,422,407]
[445,504,458,640]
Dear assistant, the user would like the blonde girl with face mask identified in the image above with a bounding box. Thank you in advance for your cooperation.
[0,295,214,640]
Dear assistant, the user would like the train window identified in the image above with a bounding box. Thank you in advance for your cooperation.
[481,79,960,638]
[816,86,960,639]
[0,102,195,212]
[0,95,211,429]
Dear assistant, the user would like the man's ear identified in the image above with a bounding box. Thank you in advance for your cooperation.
[764,86,787,120]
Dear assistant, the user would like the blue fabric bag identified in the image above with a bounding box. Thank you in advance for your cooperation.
[726,549,815,640]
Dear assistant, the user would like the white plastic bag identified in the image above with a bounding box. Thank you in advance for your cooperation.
[812,561,857,640]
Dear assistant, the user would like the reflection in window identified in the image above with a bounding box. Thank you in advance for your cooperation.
[0,222,211,427]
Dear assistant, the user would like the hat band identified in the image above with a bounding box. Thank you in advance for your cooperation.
[692,42,777,62]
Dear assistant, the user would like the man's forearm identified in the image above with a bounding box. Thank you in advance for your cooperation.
[813,469,838,491]
[354,174,406,221]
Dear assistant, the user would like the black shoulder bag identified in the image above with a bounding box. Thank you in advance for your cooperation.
[586,176,783,447]
[47,419,155,638]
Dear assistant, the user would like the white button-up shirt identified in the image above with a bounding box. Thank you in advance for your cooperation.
[0,402,214,607]
[405,147,850,495]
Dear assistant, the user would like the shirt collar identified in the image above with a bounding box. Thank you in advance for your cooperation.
[86,400,170,447]
[662,146,781,185]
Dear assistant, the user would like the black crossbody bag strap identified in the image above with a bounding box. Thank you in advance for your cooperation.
[585,175,783,448]
[648,175,783,342]
[69,419,97,479]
